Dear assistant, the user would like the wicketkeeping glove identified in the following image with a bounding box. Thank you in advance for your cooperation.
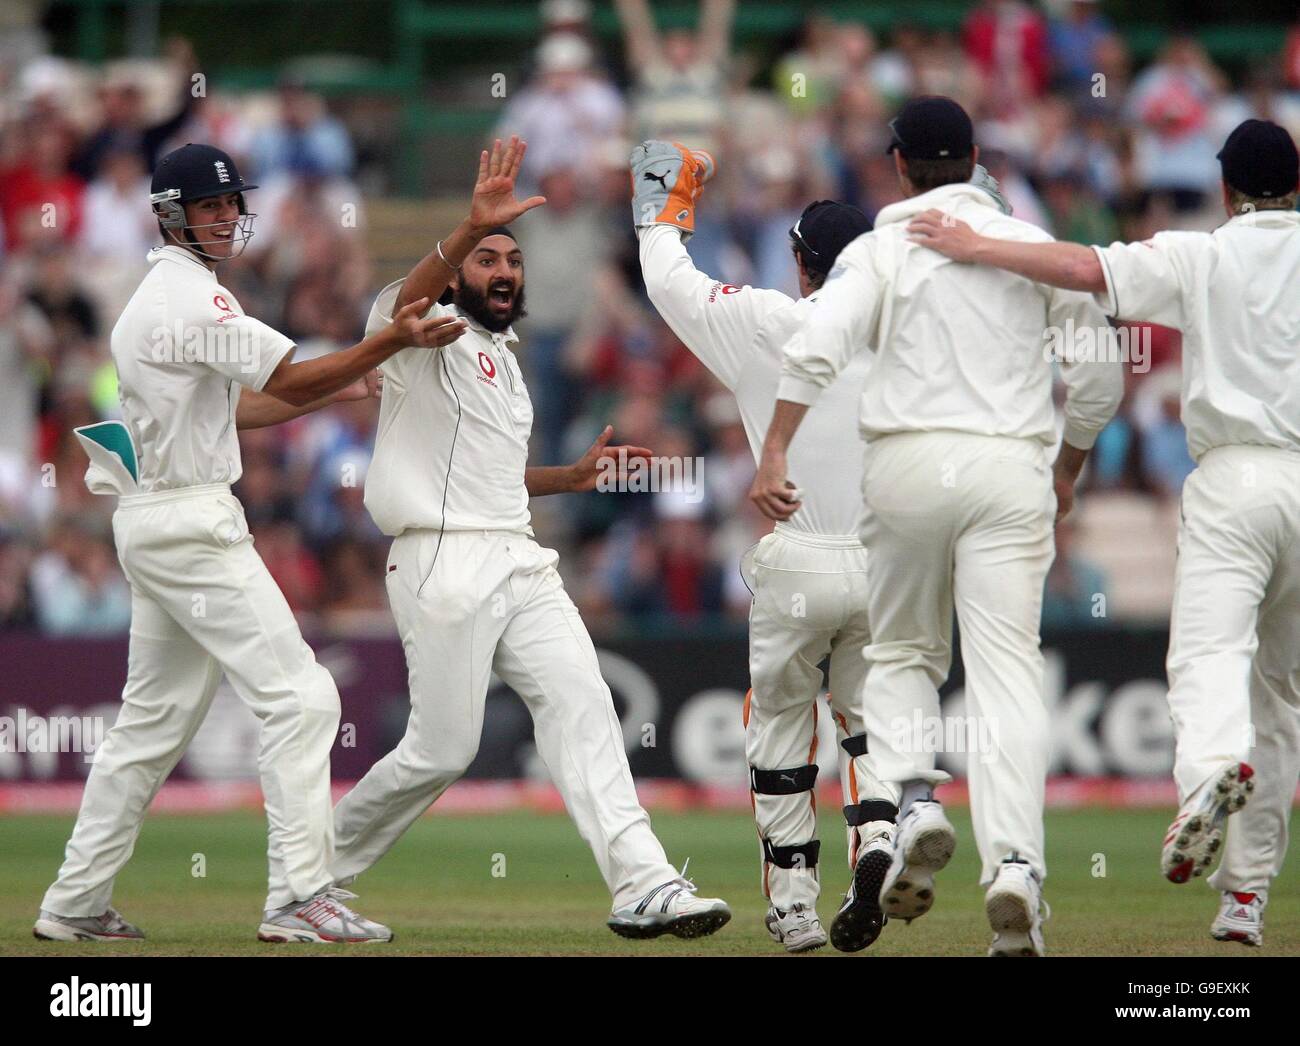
[970,163,1012,215]
[629,140,716,239]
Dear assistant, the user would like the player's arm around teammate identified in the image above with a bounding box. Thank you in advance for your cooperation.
[909,120,1300,940]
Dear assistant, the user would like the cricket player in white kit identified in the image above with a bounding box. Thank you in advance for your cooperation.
[329,137,731,940]
[910,117,1300,948]
[751,97,1124,956]
[631,140,883,952]
[35,144,467,945]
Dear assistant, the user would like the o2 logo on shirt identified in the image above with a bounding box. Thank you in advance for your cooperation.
[478,352,497,379]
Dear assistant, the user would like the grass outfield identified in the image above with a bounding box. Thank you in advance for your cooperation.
[2,808,1296,956]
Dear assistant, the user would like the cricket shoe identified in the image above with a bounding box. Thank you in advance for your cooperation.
[34,907,144,942]
[608,868,731,940]
[829,823,893,952]
[765,904,828,953]
[1162,762,1255,884]
[1210,890,1265,947]
[880,799,957,924]
[986,855,1048,957]
[257,886,393,943]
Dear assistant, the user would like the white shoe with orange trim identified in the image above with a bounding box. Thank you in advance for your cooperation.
[257,887,393,943]
[1210,890,1265,946]
[1162,762,1255,884]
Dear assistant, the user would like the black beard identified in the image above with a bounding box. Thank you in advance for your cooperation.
[454,280,527,333]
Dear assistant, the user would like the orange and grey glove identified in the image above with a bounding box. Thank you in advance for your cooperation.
[629,140,715,240]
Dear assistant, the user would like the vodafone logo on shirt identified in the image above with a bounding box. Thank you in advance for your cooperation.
[213,294,238,323]
[475,351,498,387]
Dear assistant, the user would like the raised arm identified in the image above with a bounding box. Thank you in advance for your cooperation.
[615,0,661,70]
[907,210,1105,292]
[393,135,546,315]
[697,0,736,65]
[633,141,787,388]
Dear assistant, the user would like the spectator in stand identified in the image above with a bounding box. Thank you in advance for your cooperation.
[1125,35,1226,213]
[1041,519,1109,631]
[78,143,155,264]
[615,0,734,158]
[773,13,847,116]
[1047,0,1113,95]
[1286,14,1300,91]
[962,0,1049,118]
[28,515,130,635]
[1137,367,1196,499]
[26,242,99,349]
[514,165,611,466]
[0,121,84,251]
[318,538,389,632]
[71,39,201,181]
[496,32,625,191]
[0,271,52,473]
[0,529,34,629]
[250,78,354,183]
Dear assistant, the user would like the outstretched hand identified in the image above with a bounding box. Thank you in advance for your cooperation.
[470,135,547,233]
[569,425,653,493]
[389,297,467,349]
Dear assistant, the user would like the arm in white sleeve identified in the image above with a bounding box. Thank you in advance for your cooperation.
[1049,288,1125,449]
[1090,233,1189,327]
[777,238,880,406]
[638,224,790,389]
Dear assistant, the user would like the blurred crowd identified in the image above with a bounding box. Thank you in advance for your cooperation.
[2,0,1300,637]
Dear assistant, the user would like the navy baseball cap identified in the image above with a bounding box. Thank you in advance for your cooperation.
[789,201,872,275]
[886,96,974,160]
[1216,119,1299,198]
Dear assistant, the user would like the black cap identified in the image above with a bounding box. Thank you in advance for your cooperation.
[789,200,872,276]
[886,96,974,160]
[151,143,256,203]
[1216,119,1299,199]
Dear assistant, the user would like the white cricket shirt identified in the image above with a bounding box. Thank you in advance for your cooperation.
[640,225,870,537]
[778,182,1123,452]
[363,281,533,537]
[112,245,295,492]
[1091,210,1300,460]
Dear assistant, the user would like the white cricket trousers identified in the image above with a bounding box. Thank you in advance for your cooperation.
[858,432,1056,885]
[42,485,340,915]
[1166,446,1300,894]
[331,529,678,911]
[743,526,886,912]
